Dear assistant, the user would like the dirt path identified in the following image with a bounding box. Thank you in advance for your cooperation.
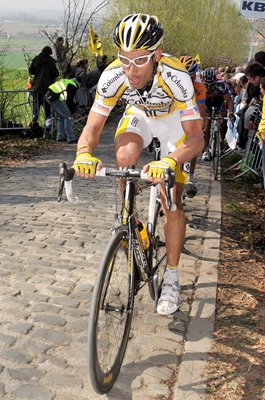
[205,179,265,400]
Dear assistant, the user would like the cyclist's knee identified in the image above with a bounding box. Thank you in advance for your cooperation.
[115,132,143,166]
[115,147,141,167]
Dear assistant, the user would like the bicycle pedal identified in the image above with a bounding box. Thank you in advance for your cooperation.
[186,189,197,198]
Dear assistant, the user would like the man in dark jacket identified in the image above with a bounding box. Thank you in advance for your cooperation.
[85,58,108,106]
[29,46,59,128]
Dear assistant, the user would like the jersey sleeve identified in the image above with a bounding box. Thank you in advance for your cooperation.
[159,55,200,122]
[91,60,126,117]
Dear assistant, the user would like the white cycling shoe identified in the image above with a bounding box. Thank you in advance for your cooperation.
[157,280,180,315]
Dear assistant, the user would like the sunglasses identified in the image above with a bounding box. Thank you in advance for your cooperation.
[118,51,155,68]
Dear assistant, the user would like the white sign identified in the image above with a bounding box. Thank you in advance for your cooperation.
[240,0,265,19]
[217,56,232,64]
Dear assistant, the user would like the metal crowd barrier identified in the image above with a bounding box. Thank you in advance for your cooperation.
[0,89,33,132]
[222,129,263,181]
[0,88,91,139]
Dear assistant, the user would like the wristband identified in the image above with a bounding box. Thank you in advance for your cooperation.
[167,155,178,166]
[76,145,92,155]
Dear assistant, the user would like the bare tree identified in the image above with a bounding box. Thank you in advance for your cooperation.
[0,26,10,90]
[41,0,109,74]
[256,19,265,41]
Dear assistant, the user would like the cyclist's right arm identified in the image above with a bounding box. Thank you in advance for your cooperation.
[74,62,126,178]
[73,110,108,178]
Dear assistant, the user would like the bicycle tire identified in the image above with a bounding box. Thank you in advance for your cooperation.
[211,128,220,180]
[88,230,134,394]
[147,199,167,301]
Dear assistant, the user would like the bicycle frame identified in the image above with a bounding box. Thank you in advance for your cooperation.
[120,175,153,283]
[58,153,175,394]
[209,107,221,180]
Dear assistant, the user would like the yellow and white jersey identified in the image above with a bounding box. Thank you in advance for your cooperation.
[92,54,200,121]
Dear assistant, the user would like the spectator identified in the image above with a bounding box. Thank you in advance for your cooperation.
[257,76,265,189]
[237,74,248,104]
[234,65,245,74]
[217,66,225,77]
[75,59,89,86]
[85,58,109,106]
[96,54,108,71]
[45,78,80,143]
[54,36,70,76]
[231,72,247,105]
[74,59,90,115]
[28,46,59,129]
[245,62,265,85]
[244,61,264,136]
[86,55,108,90]
[244,84,262,130]
[223,73,236,97]
[236,83,261,149]
[254,51,265,67]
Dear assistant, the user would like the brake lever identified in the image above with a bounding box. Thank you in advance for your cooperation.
[58,162,66,202]
[58,162,75,202]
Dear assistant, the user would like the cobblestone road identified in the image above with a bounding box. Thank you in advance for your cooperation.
[0,117,215,400]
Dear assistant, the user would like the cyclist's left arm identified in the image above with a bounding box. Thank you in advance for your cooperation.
[223,92,234,114]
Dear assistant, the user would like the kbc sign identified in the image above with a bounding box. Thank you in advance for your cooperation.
[240,0,265,18]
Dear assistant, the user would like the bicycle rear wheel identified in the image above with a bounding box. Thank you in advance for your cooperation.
[211,129,220,180]
[147,199,167,302]
[88,230,134,394]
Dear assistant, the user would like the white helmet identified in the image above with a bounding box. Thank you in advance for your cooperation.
[113,14,164,52]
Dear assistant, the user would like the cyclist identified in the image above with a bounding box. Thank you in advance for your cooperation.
[179,56,206,197]
[202,67,234,161]
[73,14,204,315]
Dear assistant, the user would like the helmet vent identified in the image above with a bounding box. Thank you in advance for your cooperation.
[135,26,142,46]
[126,27,132,48]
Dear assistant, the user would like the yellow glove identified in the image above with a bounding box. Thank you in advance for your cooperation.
[73,152,101,175]
[147,156,177,178]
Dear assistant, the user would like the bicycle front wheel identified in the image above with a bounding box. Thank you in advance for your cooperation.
[88,230,134,394]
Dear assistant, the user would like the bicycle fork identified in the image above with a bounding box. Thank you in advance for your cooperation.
[129,218,149,283]
[147,184,160,304]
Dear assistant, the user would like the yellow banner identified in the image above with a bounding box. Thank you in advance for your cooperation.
[195,54,201,65]
[89,25,103,56]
